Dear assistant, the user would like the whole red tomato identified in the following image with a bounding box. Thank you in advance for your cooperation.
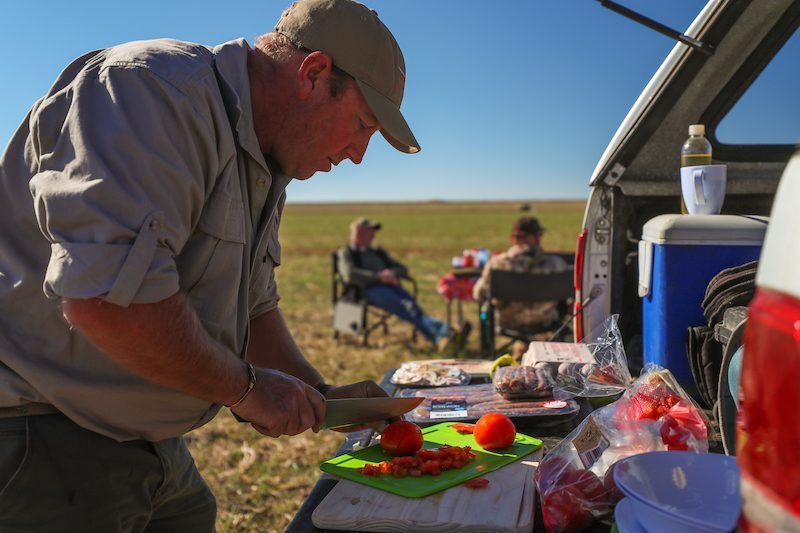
[560,468,609,505]
[541,486,594,533]
[535,456,573,492]
[603,462,625,503]
[660,414,692,451]
[473,412,516,450]
[380,421,423,456]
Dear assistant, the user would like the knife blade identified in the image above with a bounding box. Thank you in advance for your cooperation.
[323,397,423,429]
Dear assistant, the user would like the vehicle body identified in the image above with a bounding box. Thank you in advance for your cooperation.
[737,154,800,530]
[575,0,800,370]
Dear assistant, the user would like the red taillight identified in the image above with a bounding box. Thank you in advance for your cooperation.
[738,287,800,529]
[573,229,587,340]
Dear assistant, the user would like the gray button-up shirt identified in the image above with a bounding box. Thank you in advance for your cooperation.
[0,38,290,441]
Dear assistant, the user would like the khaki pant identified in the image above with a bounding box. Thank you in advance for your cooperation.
[0,414,216,532]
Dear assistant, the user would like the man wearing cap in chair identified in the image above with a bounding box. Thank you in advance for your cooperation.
[0,0,417,529]
[338,217,468,351]
[473,217,569,335]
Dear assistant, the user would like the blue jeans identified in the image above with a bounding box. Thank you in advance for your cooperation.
[366,284,449,344]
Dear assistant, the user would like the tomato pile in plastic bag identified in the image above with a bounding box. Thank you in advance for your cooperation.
[535,322,713,532]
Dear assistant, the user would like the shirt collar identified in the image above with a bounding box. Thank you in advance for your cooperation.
[211,38,271,177]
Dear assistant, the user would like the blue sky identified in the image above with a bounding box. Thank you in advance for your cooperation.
[0,0,739,202]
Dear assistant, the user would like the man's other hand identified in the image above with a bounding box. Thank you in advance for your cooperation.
[377,269,399,285]
[324,380,388,400]
[323,380,393,433]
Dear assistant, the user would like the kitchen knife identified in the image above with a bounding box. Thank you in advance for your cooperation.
[323,397,423,430]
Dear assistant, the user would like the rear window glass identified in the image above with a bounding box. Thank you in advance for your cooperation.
[716,27,800,145]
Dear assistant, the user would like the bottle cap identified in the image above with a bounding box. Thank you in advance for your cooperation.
[689,124,705,136]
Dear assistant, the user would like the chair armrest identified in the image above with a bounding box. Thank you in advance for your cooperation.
[400,274,418,298]
[348,271,379,288]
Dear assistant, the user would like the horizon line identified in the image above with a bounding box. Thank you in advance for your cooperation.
[284,197,588,205]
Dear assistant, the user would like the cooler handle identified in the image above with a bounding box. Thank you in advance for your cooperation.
[638,240,653,297]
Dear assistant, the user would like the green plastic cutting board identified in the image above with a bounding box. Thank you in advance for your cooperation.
[319,422,542,498]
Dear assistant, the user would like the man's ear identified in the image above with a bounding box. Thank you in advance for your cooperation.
[297,51,334,100]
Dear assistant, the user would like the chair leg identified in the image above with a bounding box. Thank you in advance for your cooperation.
[362,306,369,346]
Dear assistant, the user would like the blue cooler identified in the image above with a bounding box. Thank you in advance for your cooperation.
[638,214,767,391]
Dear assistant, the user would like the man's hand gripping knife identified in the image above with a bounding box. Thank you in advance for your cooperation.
[227,362,327,438]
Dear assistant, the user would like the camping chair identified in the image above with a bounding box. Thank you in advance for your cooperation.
[481,267,575,357]
[331,252,419,346]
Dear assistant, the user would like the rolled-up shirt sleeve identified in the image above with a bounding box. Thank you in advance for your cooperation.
[29,62,218,307]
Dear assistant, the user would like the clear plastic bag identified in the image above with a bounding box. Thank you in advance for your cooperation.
[535,364,713,532]
[522,315,632,401]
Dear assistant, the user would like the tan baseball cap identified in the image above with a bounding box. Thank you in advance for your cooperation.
[350,217,382,231]
[275,0,420,154]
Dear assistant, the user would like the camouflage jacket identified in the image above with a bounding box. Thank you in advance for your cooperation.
[473,245,568,331]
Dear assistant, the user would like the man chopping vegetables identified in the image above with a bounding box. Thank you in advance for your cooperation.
[0,0,417,530]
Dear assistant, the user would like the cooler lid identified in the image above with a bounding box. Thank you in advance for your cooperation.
[642,214,769,245]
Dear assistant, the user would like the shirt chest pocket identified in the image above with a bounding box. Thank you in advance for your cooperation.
[177,182,246,334]
[248,210,282,309]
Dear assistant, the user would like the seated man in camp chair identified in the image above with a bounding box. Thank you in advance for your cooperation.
[337,217,469,352]
[473,217,569,336]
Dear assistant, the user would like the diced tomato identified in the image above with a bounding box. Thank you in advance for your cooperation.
[465,477,490,489]
[360,444,476,477]
[452,423,476,434]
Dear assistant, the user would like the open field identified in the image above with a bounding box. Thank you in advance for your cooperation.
[186,200,586,532]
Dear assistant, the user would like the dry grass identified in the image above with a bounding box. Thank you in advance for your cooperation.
[186,200,585,531]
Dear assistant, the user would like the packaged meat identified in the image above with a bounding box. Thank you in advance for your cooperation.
[397,383,579,425]
[414,358,493,379]
[523,315,632,400]
[390,361,471,387]
[492,365,555,399]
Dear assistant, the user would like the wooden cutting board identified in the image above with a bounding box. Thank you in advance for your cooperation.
[312,450,541,532]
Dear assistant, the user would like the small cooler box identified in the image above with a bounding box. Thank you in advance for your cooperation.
[638,214,768,392]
